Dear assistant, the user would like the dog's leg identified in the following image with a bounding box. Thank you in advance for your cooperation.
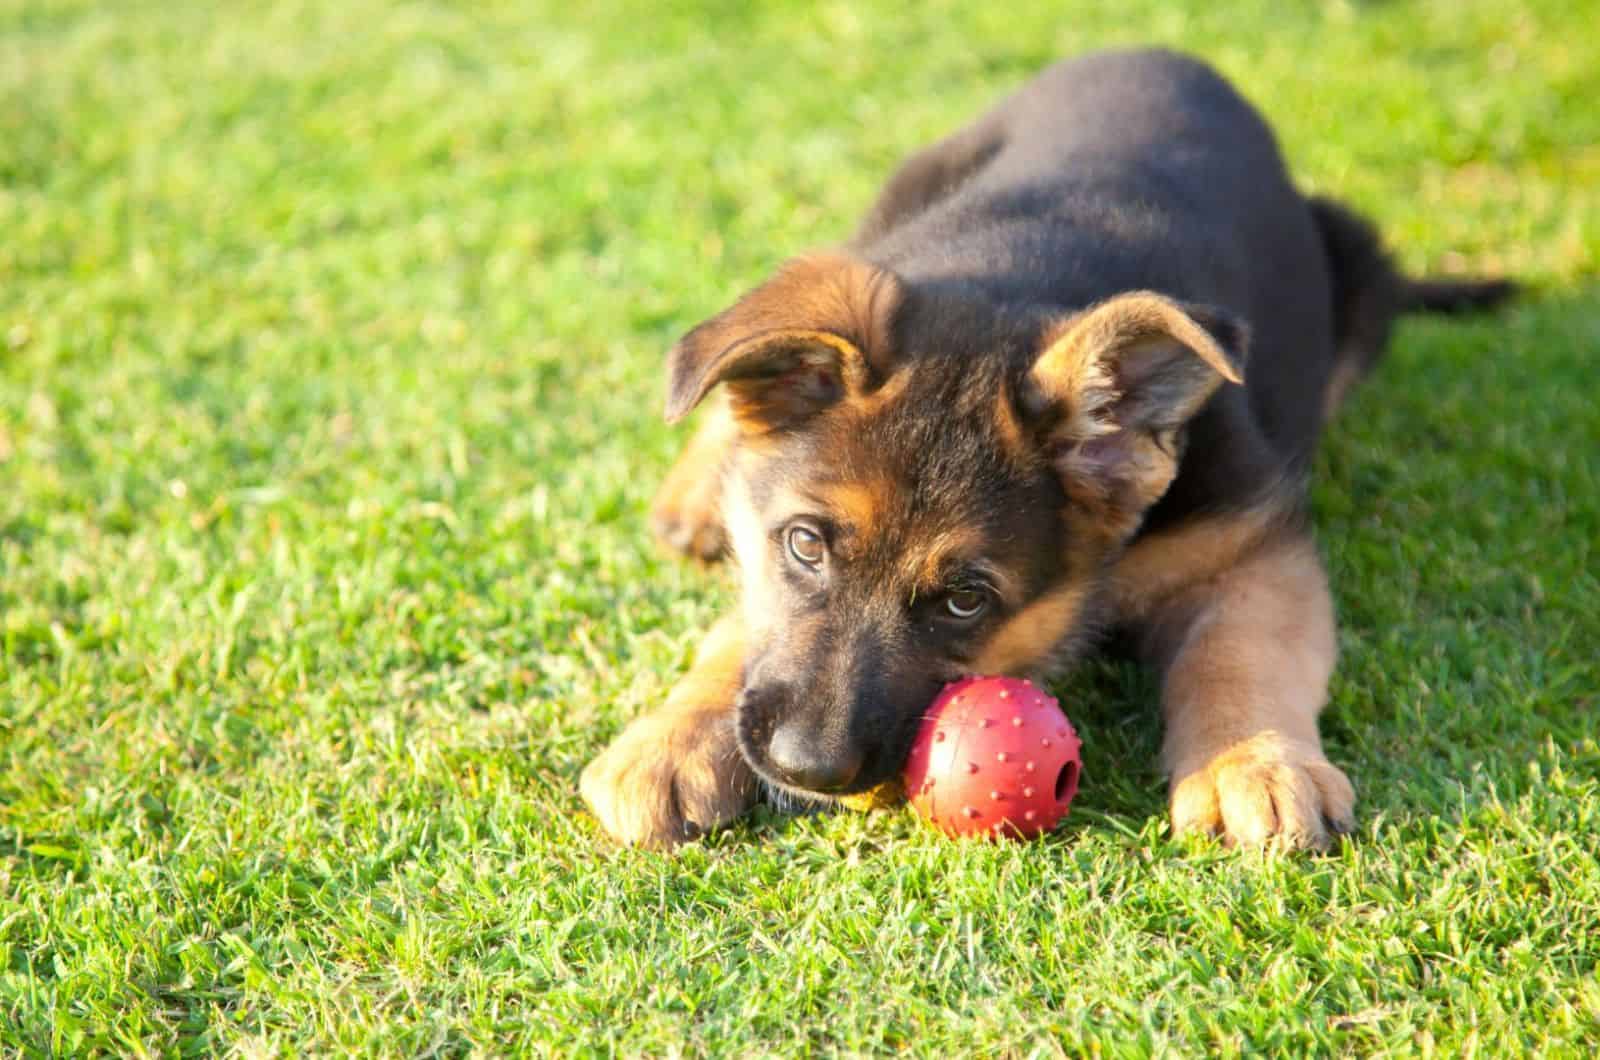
[650,398,735,561]
[580,615,756,848]
[1139,531,1356,849]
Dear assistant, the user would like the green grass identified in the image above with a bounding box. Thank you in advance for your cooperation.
[3,0,1597,1054]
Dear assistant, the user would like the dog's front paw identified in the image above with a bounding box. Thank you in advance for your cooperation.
[1168,732,1355,850]
[646,429,729,560]
[650,454,727,561]
[580,707,756,849]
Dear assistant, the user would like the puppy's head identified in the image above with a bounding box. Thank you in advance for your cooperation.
[666,254,1245,799]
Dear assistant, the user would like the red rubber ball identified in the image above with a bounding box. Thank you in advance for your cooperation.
[903,675,1082,839]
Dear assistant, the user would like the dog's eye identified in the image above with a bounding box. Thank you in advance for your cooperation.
[944,589,987,620]
[786,525,826,568]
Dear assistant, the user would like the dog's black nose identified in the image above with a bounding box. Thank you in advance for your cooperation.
[766,724,863,792]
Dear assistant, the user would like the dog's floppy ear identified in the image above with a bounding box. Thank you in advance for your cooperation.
[665,254,903,429]
[1022,291,1247,519]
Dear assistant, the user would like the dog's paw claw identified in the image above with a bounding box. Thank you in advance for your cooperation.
[581,710,755,849]
[1170,732,1355,851]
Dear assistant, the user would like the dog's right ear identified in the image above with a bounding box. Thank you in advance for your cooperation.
[665,254,903,430]
[1021,291,1248,531]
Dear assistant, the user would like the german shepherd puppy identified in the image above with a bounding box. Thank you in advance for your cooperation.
[581,49,1512,849]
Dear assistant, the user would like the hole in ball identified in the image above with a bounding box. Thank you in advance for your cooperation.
[1054,758,1079,803]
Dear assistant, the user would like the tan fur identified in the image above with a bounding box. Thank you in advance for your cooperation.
[992,384,1031,463]
[1048,292,1243,382]
[1321,355,1364,421]
[901,526,995,595]
[1031,292,1242,434]
[1060,430,1180,528]
[1108,498,1291,623]
[651,397,738,560]
[666,253,904,425]
[721,331,870,432]
[1167,731,1354,849]
[1140,532,1354,849]
[970,583,1091,675]
[721,469,780,635]
[579,616,757,848]
[1031,320,1120,444]
[849,365,912,418]
[812,479,892,541]
[1029,293,1243,537]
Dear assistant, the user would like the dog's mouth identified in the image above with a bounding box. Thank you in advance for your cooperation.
[733,703,860,803]
[733,684,922,803]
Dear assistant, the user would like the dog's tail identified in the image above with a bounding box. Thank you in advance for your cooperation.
[1309,196,1516,418]
[1402,277,1519,314]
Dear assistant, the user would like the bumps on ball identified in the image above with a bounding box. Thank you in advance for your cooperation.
[902,675,1082,839]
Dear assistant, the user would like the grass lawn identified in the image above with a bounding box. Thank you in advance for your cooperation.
[3,0,1598,1053]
